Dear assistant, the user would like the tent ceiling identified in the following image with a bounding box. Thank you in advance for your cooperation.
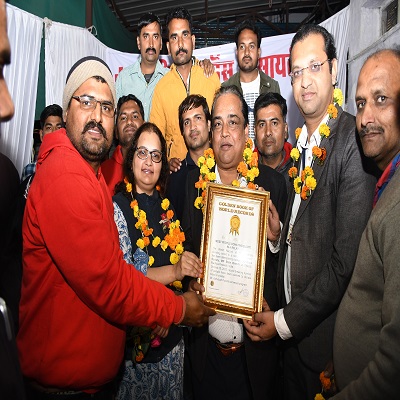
[106,0,349,46]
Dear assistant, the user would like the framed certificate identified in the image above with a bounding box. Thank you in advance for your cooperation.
[199,183,270,319]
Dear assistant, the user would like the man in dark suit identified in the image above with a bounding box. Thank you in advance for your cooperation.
[183,85,287,399]
[244,25,378,399]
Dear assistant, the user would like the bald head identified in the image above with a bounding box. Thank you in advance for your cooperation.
[356,49,400,170]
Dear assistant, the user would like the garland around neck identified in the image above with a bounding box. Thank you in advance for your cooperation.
[194,138,259,210]
[288,88,343,200]
[124,178,185,290]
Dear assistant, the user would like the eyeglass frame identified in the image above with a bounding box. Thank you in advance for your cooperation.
[289,59,331,83]
[134,146,163,163]
[71,95,115,118]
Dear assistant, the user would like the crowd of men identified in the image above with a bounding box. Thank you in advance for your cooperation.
[1,1,399,399]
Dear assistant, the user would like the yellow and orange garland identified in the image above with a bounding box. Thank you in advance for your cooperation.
[125,178,185,290]
[288,88,343,200]
[194,138,259,210]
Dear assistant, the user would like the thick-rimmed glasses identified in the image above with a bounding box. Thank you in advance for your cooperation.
[289,59,331,83]
[72,95,115,118]
[135,146,163,163]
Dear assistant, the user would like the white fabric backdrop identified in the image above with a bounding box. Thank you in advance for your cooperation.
[1,4,42,176]
[3,4,349,175]
[44,19,107,108]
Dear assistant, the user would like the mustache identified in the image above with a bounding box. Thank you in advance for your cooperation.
[146,47,156,53]
[83,121,107,139]
[359,124,384,138]
[176,47,188,56]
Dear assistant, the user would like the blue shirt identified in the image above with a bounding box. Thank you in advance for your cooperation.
[115,56,169,121]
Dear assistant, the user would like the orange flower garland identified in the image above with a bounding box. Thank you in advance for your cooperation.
[125,178,185,290]
[288,88,343,200]
[194,138,259,210]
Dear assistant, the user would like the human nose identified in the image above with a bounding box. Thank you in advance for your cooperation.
[220,122,230,138]
[300,68,312,88]
[358,102,375,129]
[90,101,103,123]
[0,80,15,122]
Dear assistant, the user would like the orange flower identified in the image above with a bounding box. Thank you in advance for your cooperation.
[237,161,248,176]
[312,146,322,158]
[143,237,150,247]
[301,185,309,200]
[247,182,256,190]
[288,166,298,179]
[135,351,144,362]
[143,228,153,237]
[295,127,302,140]
[250,152,258,167]
[166,209,174,220]
[327,104,338,119]
[195,178,204,189]
[320,148,327,162]
[155,185,161,192]
[319,371,332,391]
[204,148,214,158]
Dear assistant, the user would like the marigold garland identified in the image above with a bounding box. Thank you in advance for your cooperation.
[125,178,184,290]
[314,370,336,400]
[288,88,343,200]
[194,138,259,210]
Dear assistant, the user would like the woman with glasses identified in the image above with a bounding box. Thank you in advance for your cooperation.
[113,122,203,400]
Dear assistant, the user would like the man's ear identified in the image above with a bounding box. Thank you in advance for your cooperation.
[136,36,140,51]
[284,123,288,140]
[191,34,195,50]
[39,129,44,142]
[244,123,249,140]
[166,41,170,55]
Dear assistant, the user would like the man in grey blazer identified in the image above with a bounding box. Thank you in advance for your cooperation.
[244,24,378,399]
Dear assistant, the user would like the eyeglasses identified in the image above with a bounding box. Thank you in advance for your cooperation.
[72,95,115,118]
[289,59,331,83]
[135,146,163,163]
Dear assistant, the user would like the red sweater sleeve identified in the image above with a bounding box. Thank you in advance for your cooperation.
[28,152,184,329]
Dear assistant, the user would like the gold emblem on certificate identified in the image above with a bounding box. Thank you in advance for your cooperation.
[229,215,240,235]
[199,183,270,319]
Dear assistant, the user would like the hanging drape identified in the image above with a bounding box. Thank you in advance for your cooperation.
[1,4,42,177]
[320,6,350,104]
[44,19,106,107]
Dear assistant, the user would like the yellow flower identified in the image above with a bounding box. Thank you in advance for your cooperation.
[290,148,300,162]
[314,393,325,400]
[319,123,330,138]
[194,196,203,209]
[294,177,302,194]
[161,198,170,210]
[305,175,317,190]
[197,156,205,167]
[208,172,216,181]
[172,280,182,290]
[175,219,181,228]
[136,238,145,249]
[133,204,139,217]
[333,88,344,107]
[200,164,210,175]
[232,180,240,187]
[243,147,253,162]
[206,157,215,169]
[152,236,161,247]
[138,210,147,222]
[170,252,180,264]
[148,256,154,267]
[201,180,207,190]
[175,243,184,255]
[126,182,132,193]
[295,127,302,140]
[161,240,168,251]
[303,166,314,177]
[251,166,259,178]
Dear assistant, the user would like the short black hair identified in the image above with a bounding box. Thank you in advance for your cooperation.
[40,104,63,129]
[234,20,261,48]
[165,7,193,38]
[138,12,162,35]
[289,24,336,73]
[212,85,249,128]
[178,94,211,134]
[254,92,287,122]
[116,94,145,121]
[115,122,169,197]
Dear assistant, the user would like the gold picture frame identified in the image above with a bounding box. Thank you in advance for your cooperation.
[199,183,270,319]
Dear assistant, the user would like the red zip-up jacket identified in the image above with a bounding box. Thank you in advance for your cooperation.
[17,129,184,390]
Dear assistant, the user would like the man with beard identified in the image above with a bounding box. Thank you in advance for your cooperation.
[167,94,211,220]
[17,56,215,398]
[102,94,144,195]
[222,20,280,140]
[150,7,220,161]
[254,92,292,191]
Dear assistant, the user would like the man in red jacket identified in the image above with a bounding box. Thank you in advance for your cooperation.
[17,56,214,399]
